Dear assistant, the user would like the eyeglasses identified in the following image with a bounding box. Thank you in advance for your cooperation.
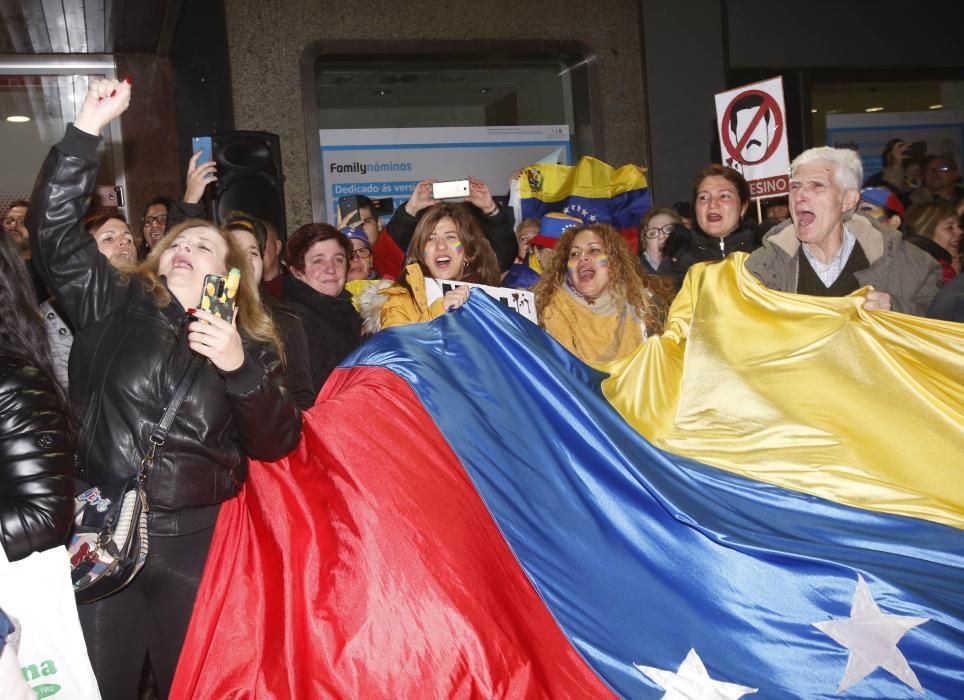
[3,216,24,228]
[143,214,168,227]
[359,216,376,226]
[351,246,372,260]
[643,224,675,239]
[926,165,954,174]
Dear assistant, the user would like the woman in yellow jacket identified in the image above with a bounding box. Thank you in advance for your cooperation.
[378,203,502,329]
[534,222,665,364]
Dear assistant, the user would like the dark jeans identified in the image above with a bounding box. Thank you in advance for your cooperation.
[78,525,215,700]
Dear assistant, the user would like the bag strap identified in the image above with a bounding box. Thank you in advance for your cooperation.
[138,357,203,482]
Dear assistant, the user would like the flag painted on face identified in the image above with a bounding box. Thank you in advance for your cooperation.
[171,267,964,699]
[519,156,651,248]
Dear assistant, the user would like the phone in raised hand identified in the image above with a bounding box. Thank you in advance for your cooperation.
[432,179,470,200]
[198,268,241,322]
[192,136,214,165]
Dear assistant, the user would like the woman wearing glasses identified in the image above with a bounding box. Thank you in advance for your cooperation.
[281,223,363,394]
[344,227,377,281]
[638,208,683,277]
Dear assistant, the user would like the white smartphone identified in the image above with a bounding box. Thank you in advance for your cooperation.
[432,179,470,200]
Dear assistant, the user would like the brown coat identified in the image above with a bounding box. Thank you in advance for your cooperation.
[745,213,941,316]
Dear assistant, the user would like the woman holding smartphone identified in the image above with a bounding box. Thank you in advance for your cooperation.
[28,78,301,698]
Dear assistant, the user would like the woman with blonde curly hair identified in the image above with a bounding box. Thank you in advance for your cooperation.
[534,223,663,364]
[27,79,301,697]
[377,202,501,329]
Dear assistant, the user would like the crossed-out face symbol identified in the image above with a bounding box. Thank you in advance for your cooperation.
[722,90,784,170]
[728,94,777,165]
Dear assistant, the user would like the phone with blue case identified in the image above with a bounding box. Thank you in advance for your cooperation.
[192,136,213,165]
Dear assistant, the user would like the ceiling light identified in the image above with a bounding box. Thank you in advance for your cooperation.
[6,115,30,123]
[374,89,391,96]
[865,106,884,112]
[480,88,492,95]
[810,108,818,114]
[929,104,943,110]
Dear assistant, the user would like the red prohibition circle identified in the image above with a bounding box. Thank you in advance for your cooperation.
[721,89,784,166]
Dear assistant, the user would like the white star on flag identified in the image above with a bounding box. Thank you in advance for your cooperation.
[634,648,758,699]
[813,574,929,693]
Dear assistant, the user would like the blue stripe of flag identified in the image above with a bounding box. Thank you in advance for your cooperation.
[343,292,964,699]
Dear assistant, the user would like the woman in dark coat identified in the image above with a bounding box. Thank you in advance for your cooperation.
[28,78,301,698]
[668,165,758,278]
[0,232,74,563]
[281,223,363,395]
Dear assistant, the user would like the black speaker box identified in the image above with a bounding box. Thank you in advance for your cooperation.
[211,131,287,241]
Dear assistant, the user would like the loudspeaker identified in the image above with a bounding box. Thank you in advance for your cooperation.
[212,131,287,241]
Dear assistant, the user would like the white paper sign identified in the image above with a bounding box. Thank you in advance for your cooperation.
[424,278,537,324]
[715,76,791,199]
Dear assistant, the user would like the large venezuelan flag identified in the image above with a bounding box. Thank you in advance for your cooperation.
[519,156,651,250]
[171,257,964,699]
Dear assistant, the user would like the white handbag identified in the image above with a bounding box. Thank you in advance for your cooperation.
[0,546,101,699]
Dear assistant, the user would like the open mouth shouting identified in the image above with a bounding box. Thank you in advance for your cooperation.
[576,261,596,283]
[422,217,466,280]
[171,254,194,271]
[795,209,816,229]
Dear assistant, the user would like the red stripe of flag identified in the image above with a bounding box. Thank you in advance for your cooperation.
[171,366,612,699]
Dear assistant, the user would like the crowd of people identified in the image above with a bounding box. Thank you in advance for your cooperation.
[1,77,962,698]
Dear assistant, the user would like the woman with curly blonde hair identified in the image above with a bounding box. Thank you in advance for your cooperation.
[141,218,285,356]
[534,222,663,364]
[28,79,301,697]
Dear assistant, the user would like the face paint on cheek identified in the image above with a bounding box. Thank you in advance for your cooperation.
[453,240,464,255]
[597,255,610,268]
[566,260,576,287]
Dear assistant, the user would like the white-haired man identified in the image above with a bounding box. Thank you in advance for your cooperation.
[746,147,941,315]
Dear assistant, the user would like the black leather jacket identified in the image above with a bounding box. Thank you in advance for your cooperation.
[0,356,74,561]
[28,126,302,536]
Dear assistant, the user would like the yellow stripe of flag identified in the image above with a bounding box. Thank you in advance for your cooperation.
[601,255,964,530]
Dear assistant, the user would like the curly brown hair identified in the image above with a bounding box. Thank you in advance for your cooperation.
[403,203,501,286]
[534,223,664,335]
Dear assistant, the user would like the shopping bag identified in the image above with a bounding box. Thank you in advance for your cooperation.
[0,546,101,699]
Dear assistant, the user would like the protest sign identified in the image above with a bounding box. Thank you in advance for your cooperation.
[715,76,791,199]
[424,278,537,324]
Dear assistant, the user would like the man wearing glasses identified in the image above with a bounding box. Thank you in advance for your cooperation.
[140,196,172,252]
[4,199,48,301]
[3,200,30,255]
[910,155,964,206]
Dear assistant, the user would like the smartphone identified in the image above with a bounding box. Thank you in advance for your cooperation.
[192,136,214,165]
[432,179,470,200]
[93,185,125,208]
[198,268,241,322]
[904,140,926,160]
[338,195,361,222]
